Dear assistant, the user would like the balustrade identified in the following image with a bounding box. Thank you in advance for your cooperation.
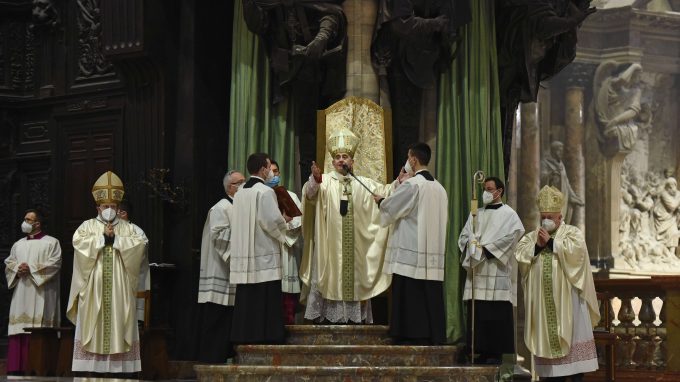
[591,276,680,381]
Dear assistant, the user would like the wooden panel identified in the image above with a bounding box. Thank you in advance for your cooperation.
[102,0,144,57]
[56,111,120,253]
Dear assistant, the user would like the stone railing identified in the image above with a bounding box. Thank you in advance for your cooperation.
[593,276,680,380]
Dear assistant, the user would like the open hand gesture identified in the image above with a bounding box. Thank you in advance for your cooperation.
[311,161,321,179]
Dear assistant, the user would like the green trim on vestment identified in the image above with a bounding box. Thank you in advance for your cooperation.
[102,245,113,354]
[341,179,355,301]
[541,247,562,357]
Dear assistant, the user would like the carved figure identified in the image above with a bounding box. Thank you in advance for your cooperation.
[496,0,595,172]
[242,0,348,175]
[32,0,60,28]
[371,0,471,173]
[653,177,680,257]
[540,141,584,224]
[593,62,644,153]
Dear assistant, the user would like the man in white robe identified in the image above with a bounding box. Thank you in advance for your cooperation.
[267,160,303,324]
[196,169,244,362]
[68,171,147,373]
[5,209,61,375]
[458,176,524,364]
[230,153,290,344]
[117,200,150,324]
[374,143,448,344]
[300,127,395,323]
[516,186,599,381]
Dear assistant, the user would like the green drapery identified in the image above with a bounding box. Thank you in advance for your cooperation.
[229,1,297,189]
[437,0,505,343]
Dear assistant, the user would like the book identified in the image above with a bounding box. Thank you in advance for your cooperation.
[273,186,302,217]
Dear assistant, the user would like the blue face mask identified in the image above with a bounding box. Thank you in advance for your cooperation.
[265,175,280,188]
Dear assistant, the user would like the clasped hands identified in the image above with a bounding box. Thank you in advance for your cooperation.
[536,228,551,248]
[17,262,30,278]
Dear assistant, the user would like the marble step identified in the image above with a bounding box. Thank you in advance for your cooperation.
[285,325,392,345]
[236,344,458,367]
[195,364,498,382]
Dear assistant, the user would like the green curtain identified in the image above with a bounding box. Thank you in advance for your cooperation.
[229,1,296,189]
[437,0,505,343]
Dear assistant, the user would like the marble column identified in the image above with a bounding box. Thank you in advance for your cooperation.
[564,86,586,231]
[518,102,541,230]
[562,62,595,232]
[343,0,379,102]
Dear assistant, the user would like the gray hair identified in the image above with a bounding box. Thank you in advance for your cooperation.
[223,170,239,193]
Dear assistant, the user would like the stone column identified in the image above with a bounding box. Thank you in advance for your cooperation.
[563,63,594,232]
[343,0,379,102]
[564,86,586,231]
[517,102,541,230]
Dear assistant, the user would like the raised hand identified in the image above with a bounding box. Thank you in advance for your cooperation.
[311,161,321,179]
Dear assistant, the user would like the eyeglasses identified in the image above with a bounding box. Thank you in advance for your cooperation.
[230,180,245,187]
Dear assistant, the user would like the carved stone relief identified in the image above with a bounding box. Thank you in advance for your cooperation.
[541,141,585,225]
[76,0,113,79]
[593,62,648,156]
[618,163,680,270]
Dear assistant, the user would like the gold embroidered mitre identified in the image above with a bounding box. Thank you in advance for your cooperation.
[537,185,564,213]
[91,171,125,205]
[327,127,360,158]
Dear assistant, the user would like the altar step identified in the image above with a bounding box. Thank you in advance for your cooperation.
[195,364,499,381]
[285,324,393,345]
[236,344,457,366]
[194,325,499,381]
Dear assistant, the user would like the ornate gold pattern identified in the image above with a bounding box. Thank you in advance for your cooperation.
[341,178,355,301]
[538,185,564,213]
[321,97,388,183]
[92,171,125,204]
[328,127,360,158]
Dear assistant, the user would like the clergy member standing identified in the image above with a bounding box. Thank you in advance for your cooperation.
[5,209,61,375]
[68,171,147,373]
[515,186,599,381]
[117,200,150,324]
[230,153,290,344]
[458,176,524,364]
[197,169,244,362]
[374,142,448,344]
[267,160,304,324]
[300,127,394,323]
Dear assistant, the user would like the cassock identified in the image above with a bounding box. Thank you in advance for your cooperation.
[197,196,237,361]
[281,190,303,324]
[5,233,61,373]
[516,224,599,378]
[229,177,288,343]
[300,171,393,323]
[458,203,524,361]
[379,170,448,344]
[68,217,146,372]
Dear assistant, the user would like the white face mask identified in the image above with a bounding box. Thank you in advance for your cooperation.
[542,218,557,232]
[101,207,117,222]
[482,191,495,205]
[264,168,274,182]
[21,221,34,234]
[404,159,413,174]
